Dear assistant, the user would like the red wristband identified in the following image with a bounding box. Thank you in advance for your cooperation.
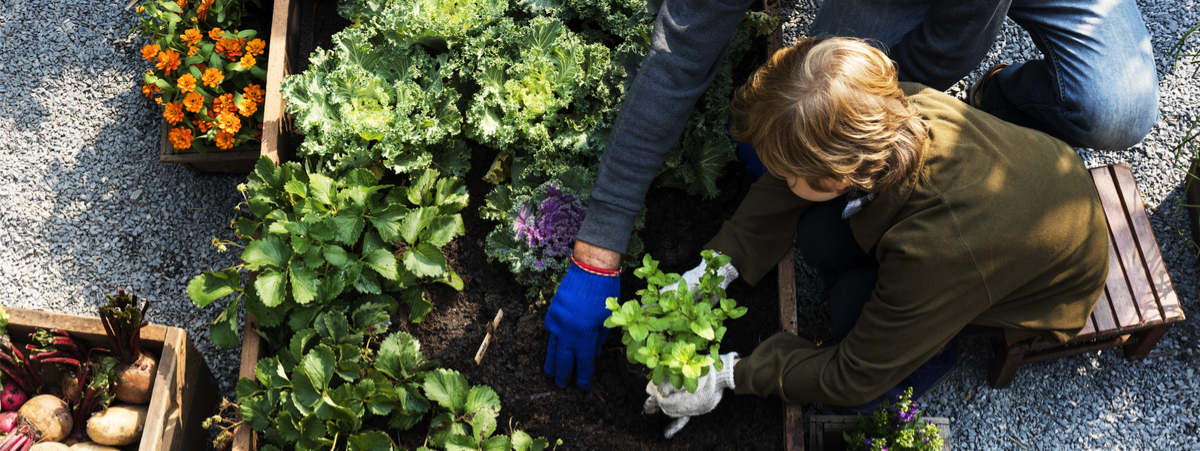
[570,256,620,277]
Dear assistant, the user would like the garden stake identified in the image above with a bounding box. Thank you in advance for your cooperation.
[474,309,504,365]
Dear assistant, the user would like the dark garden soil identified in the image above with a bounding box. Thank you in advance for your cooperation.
[394,149,788,451]
[283,2,788,449]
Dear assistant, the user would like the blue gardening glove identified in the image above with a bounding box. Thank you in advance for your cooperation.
[544,262,620,389]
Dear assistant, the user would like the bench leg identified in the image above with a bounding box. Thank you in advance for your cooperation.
[988,336,1025,389]
[1124,324,1172,360]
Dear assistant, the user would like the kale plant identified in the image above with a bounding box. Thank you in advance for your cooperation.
[844,388,944,451]
[188,157,467,348]
[282,26,468,176]
[603,251,746,393]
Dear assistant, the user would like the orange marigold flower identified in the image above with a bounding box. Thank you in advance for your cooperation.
[140,44,159,61]
[245,39,265,57]
[240,53,256,68]
[201,67,224,87]
[168,127,194,150]
[141,83,160,98]
[156,50,181,74]
[136,5,145,13]
[177,73,197,93]
[215,130,236,149]
[197,0,214,19]
[218,37,245,60]
[193,118,214,133]
[183,92,205,113]
[176,0,187,9]
[237,99,258,117]
[155,97,163,105]
[209,27,224,40]
[182,28,202,47]
[187,46,198,57]
[163,102,185,125]
[243,84,265,103]
[217,111,242,134]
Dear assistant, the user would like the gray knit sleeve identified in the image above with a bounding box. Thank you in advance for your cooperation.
[574,0,756,253]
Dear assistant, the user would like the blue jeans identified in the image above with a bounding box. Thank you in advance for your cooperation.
[809,0,1159,151]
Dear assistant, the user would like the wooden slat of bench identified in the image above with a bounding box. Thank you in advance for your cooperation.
[777,248,805,451]
[1110,164,1183,322]
[1091,167,1149,329]
[1108,165,1164,325]
[1079,308,1096,337]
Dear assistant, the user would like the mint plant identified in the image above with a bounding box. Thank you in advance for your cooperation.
[188,157,467,348]
[844,387,944,451]
[603,251,747,393]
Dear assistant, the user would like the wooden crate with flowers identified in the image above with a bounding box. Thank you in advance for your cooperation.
[133,0,284,174]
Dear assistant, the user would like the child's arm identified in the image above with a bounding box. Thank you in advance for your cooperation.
[704,173,812,286]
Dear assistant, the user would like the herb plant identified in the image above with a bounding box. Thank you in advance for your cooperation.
[844,388,944,451]
[603,251,747,393]
[133,0,268,153]
[188,157,467,348]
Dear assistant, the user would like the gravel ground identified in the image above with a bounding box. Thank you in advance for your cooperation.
[0,1,245,394]
[0,0,1197,449]
[782,1,1200,450]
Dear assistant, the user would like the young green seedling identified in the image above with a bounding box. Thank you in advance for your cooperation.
[604,251,747,393]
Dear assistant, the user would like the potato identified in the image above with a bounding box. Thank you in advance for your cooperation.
[86,404,148,446]
[70,442,122,451]
[30,442,71,451]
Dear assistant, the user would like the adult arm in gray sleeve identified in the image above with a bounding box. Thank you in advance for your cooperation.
[574,0,757,254]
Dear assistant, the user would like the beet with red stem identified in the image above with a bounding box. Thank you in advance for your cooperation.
[97,290,157,404]
[0,336,43,396]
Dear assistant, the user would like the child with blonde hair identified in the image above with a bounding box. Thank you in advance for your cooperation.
[643,36,1110,438]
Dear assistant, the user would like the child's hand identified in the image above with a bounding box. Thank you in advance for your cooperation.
[643,352,739,438]
[659,251,739,306]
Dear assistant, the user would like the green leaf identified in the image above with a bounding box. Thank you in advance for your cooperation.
[290,266,320,305]
[208,295,241,348]
[510,430,548,451]
[423,369,469,414]
[690,318,715,341]
[236,218,261,239]
[407,170,440,206]
[465,386,500,441]
[404,287,433,323]
[399,207,439,244]
[323,245,349,267]
[309,173,337,206]
[285,180,308,198]
[331,206,366,245]
[243,235,292,270]
[240,395,273,431]
[422,215,464,247]
[404,242,448,277]
[434,269,464,291]
[347,431,393,451]
[187,268,240,307]
[480,436,512,451]
[255,269,289,307]
[362,248,400,281]
[434,177,469,214]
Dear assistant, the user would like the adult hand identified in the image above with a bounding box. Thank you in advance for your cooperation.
[543,260,620,389]
[643,353,739,438]
[659,252,739,306]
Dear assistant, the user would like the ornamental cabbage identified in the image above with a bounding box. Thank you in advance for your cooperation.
[482,176,589,301]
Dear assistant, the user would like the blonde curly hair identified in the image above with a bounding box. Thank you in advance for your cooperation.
[729,36,926,193]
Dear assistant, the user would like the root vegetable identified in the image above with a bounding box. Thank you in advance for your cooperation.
[112,352,156,405]
[0,412,17,433]
[2,382,29,412]
[0,395,73,451]
[85,404,146,446]
[27,443,69,451]
[69,443,119,451]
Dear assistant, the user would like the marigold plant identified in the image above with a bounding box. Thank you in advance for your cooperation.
[133,0,266,153]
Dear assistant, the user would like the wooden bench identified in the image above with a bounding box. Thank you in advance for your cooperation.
[988,163,1186,388]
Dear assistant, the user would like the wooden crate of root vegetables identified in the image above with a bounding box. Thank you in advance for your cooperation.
[0,297,216,451]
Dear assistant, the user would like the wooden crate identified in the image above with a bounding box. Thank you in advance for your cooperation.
[808,415,950,451]
[1186,157,1200,246]
[159,0,296,174]
[6,307,217,451]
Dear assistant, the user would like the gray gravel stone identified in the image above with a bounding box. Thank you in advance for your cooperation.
[782,0,1200,449]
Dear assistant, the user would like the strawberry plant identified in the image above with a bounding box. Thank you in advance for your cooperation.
[227,304,556,451]
[188,157,468,348]
[603,251,747,393]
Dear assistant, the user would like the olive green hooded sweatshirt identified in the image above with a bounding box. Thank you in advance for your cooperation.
[706,84,1109,405]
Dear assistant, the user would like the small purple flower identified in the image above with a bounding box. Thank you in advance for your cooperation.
[923,438,931,444]
[535,260,545,269]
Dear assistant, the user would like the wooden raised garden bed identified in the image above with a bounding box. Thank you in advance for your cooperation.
[159,0,296,174]
[6,307,217,451]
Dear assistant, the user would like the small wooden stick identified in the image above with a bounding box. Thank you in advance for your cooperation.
[474,309,505,365]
